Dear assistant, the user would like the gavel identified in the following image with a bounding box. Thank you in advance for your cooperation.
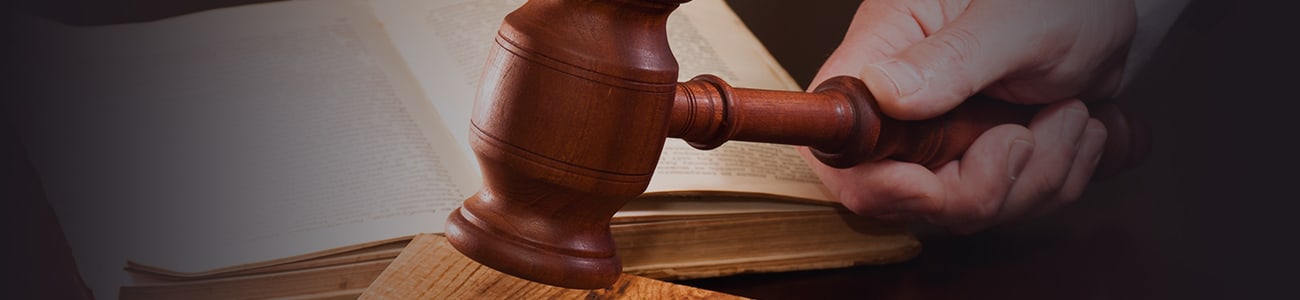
[445,0,1149,289]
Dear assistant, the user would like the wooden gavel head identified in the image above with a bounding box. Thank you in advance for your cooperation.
[445,0,1149,289]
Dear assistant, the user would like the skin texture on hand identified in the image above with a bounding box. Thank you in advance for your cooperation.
[804,0,1137,233]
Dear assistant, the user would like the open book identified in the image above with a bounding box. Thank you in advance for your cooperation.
[19,0,919,298]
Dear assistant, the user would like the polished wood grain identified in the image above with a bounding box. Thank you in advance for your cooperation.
[359,234,744,300]
[445,0,1150,290]
[671,74,1149,174]
[444,0,684,290]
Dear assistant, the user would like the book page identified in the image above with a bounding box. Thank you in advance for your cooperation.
[652,0,832,203]
[18,1,473,298]
[365,0,522,168]
[367,0,834,203]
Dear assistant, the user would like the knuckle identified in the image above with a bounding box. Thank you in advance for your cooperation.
[841,197,879,216]
[838,184,910,217]
[1023,174,1064,200]
[969,194,1003,221]
[1054,186,1084,206]
[837,187,878,216]
[917,27,984,99]
[931,27,980,68]
[942,191,1002,225]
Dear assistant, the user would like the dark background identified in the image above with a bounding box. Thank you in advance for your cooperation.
[5,0,1299,299]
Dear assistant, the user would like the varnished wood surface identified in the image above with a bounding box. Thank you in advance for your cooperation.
[359,234,744,300]
[671,75,1148,173]
[445,0,685,289]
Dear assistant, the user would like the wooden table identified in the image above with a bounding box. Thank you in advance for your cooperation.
[8,0,1296,299]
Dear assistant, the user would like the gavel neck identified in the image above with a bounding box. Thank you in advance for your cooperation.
[669,75,1148,172]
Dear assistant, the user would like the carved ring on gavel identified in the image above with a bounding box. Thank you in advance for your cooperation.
[445,0,1149,290]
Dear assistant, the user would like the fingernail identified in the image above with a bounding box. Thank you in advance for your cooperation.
[1092,148,1104,167]
[1007,138,1033,181]
[1064,106,1088,150]
[869,60,922,98]
[1086,126,1106,166]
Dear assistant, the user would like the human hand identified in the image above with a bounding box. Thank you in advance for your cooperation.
[804,0,1137,233]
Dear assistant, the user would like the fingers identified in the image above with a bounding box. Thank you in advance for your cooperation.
[1031,118,1107,217]
[809,124,1035,228]
[985,100,1091,224]
[805,0,1131,233]
[802,152,946,218]
[930,124,1035,229]
[821,100,1107,233]
[857,1,1035,120]
[950,100,1106,232]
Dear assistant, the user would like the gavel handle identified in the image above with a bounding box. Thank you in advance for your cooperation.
[669,74,1150,179]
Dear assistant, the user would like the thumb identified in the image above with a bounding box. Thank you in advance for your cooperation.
[861,8,1031,120]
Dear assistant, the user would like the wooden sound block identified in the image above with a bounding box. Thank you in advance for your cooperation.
[359,234,745,299]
